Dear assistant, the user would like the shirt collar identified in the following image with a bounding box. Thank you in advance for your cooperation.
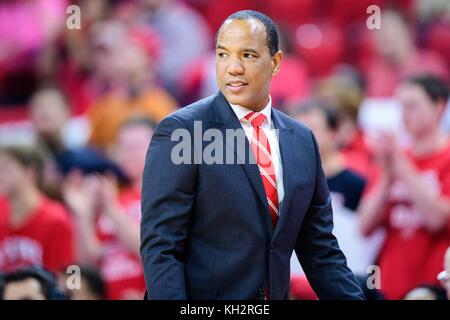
[229,96,272,126]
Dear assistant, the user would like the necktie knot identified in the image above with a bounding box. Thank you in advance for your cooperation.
[244,112,267,128]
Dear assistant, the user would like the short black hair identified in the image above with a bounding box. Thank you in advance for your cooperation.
[404,74,449,105]
[79,266,106,299]
[218,10,279,56]
[290,99,341,131]
[404,284,448,300]
[2,266,60,300]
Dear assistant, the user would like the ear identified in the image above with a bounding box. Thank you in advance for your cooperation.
[271,50,283,76]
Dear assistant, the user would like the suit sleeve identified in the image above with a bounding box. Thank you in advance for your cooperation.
[140,115,197,300]
[294,131,365,300]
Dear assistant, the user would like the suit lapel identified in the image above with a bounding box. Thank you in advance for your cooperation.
[271,109,294,241]
[210,93,273,236]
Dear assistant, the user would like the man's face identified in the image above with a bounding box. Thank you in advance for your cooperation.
[3,278,46,300]
[397,83,440,139]
[30,92,68,138]
[215,18,282,111]
[0,153,28,196]
[115,125,154,181]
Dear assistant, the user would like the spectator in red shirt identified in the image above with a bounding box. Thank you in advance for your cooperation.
[0,146,75,274]
[359,74,450,299]
[62,116,155,299]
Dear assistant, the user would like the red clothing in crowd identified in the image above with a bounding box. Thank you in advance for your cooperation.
[0,196,75,273]
[377,143,450,299]
[290,275,318,300]
[341,130,377,187]
[96,187,146,300]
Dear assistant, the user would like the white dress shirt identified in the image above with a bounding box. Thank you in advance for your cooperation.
[229,97,285,207]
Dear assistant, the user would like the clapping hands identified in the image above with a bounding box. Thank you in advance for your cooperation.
[62,170,120,220]
[372,131,412,181]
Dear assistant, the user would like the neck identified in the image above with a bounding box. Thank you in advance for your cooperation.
[246,96,270,112]
[411,129,447,157]
[249,105,267,112]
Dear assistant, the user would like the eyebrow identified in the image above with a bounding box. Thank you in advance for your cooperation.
[216,45,228,51]
[242,48,259,55]
[216,45,260,55]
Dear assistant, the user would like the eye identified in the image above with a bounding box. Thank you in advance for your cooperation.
[217,52,228,58]
[243,53,257,59]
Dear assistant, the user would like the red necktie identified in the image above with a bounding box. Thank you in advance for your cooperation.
[244,112,279,228]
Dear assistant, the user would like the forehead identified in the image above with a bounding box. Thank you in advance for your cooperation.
[118,124,153,140]
[6,278,43,294]
[397,83,429,102]
[31,96,67,115]
[216,18,267,50]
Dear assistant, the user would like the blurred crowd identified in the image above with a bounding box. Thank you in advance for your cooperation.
[0,0,450,300]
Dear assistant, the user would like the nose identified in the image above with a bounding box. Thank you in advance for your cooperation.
[227,59,244,76]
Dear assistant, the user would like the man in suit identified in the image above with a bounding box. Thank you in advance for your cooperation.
[140,10,365,300]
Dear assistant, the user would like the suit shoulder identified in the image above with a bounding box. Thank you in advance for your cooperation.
[163,95,215,124]
[275,109,312,137]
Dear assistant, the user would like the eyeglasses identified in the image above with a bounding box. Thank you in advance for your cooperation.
[437,270,449,286]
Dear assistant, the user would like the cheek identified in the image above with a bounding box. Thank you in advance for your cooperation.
[33,113,49,128]
[36,114,60,133]
[215,63,226,83]
[0,168,21,192]
[117,152,132,169]
[403,109,419,127]
[249,65,271,87]
[404,112,436,136]
[118,149,146,173]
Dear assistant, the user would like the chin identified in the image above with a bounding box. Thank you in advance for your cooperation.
[225,95,252,108]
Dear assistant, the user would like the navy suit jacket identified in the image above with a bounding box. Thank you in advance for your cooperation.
[140,92,365,300]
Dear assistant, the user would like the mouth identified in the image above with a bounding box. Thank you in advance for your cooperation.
[226,80,248,93]
[226,80,248,86]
